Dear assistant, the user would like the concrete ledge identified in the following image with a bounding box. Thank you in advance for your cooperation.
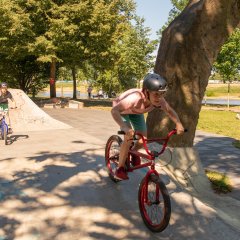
[43,103,56,109]
[68,100,84,109]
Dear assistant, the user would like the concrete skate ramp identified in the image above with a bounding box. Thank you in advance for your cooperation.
[8,89,71,132]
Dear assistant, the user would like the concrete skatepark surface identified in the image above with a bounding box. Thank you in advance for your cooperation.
[0,95,240,239]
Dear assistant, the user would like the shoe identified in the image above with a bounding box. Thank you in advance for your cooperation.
[115,167,129,180]
[8,128,13,134]
[131,155,141,166]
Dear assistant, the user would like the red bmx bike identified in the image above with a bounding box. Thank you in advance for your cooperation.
[105,129,180,232]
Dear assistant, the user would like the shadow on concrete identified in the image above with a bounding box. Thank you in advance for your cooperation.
[194,133,240,200]
[7,134,29,145]
[0,148,239,240]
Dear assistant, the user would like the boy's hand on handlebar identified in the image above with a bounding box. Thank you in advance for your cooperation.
[176,122,185,135]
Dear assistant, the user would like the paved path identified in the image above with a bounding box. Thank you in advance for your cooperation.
[194,131,240,200]
[0,108,239,240]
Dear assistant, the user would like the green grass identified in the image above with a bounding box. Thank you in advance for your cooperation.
[197,110,240,140]
[205,169,233,193]
[205,84,240,98]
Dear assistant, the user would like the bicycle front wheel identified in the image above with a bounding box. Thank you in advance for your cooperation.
[105,135,122,182]
[138,174,171,232]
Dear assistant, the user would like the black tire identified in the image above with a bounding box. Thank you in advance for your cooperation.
[105,135,122,182]
[3,124,7,145]
[138,174,171,232]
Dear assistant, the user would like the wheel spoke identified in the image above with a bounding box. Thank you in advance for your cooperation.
[143,181,165,225]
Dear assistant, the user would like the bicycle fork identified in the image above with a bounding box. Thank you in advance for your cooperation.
[143,167,160,205]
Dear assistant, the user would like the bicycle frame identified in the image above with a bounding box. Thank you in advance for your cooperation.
[123,130,177,205]
[124,129,177,172]
[105,129,183,232]
[0,112,9,134]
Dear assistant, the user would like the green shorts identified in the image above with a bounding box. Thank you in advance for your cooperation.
[121,114,147,132]
[0,103,8,112]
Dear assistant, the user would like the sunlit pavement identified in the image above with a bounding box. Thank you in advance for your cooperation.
[0,108,239,240]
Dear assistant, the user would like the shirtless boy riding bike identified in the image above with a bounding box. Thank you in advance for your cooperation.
[111,73,184,180]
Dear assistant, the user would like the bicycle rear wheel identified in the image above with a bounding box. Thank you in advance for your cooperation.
[138,174,171,232]
[105,135,122,182]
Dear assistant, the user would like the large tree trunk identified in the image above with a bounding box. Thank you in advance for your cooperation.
[148,0,240,147]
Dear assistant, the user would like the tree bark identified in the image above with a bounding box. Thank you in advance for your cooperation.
[148,0,240,147]
[50,57,56,98]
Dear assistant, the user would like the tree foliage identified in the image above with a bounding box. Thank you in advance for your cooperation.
[94,16,157,94]
[213,28,240,82]
[0,0,156,96]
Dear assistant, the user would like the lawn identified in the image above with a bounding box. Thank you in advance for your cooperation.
[205,84,240,98]
[197,109,240,140]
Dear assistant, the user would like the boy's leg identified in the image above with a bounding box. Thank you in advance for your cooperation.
[118,114,147,162]
[118,115,132,167]
[115,115,133,180]
[5,111,13,132]
[0,104,9,124]
[1,104,13,132]
[128,114,147,165]
[129,114,147,147]
[115,114,147,179]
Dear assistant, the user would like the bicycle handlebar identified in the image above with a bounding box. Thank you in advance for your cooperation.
[118,129,187,157]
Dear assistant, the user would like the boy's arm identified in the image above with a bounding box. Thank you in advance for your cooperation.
[161,98,184,135]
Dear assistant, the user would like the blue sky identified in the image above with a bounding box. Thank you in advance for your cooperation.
[135,0,173,40]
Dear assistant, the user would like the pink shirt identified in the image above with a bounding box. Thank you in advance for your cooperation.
[112,88,155,114]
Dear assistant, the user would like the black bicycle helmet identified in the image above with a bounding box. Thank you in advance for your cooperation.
[0,82,8,88]
[143,73,167,92]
